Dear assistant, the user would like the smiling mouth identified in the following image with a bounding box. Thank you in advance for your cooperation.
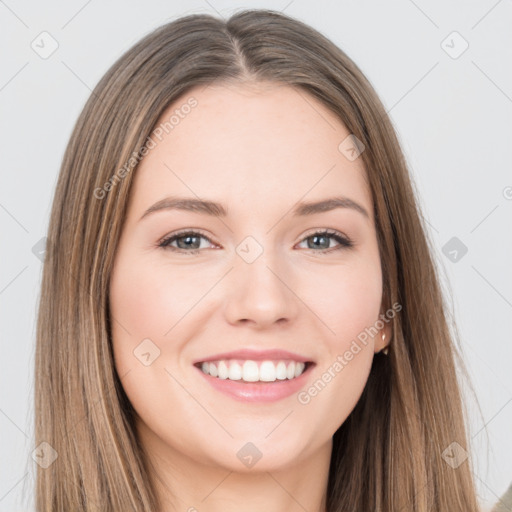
[194,359,315,383]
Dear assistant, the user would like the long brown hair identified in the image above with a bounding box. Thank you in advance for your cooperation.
[34,9,484,511]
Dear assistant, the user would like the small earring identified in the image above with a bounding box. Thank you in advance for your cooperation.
[381,333,389,355]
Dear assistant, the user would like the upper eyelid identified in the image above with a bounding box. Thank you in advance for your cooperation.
[161,229,214,242]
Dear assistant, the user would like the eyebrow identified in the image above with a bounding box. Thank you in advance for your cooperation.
[139,195,370,221]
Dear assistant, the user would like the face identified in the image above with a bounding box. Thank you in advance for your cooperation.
[109,81,389,473]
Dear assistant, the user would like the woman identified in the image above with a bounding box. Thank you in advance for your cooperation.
[34,9,483,511]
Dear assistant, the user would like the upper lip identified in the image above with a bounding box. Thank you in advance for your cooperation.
[193,349,314,365]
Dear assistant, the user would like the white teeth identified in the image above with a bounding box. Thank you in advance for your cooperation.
[218,361,229,379]
[295,362,305,377]
[199,359,308,382]
[259,361,276,382]
[276,361,287,380]
[228,361,242,380]
[242,360,259,382]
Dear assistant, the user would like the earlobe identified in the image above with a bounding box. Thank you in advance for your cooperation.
[380,332,389,355]
[376,302,392,354]
[377,331,390,355]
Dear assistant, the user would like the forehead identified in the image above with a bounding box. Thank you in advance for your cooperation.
[128,81,372,222]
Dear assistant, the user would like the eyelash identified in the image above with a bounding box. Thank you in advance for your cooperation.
[157,228,353,255]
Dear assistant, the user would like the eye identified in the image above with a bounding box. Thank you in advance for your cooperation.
[296,229,353,254]
[158,230,216,255]
[158,228,353,255]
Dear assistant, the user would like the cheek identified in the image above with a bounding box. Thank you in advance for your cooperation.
[306,256,383,347]
[108,253,174,383]
[108,251,221,402]
[109,255,207,343]
[108,256,206,431]
[294,256,382,430]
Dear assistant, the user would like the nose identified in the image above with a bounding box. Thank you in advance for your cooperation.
[223,249,300,329]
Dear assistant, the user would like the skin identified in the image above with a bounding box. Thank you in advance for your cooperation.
[109,81,391,512]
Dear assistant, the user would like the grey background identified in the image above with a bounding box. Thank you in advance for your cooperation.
[1,1,511,510]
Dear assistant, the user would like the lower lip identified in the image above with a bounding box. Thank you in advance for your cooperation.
[194,363,315,403]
